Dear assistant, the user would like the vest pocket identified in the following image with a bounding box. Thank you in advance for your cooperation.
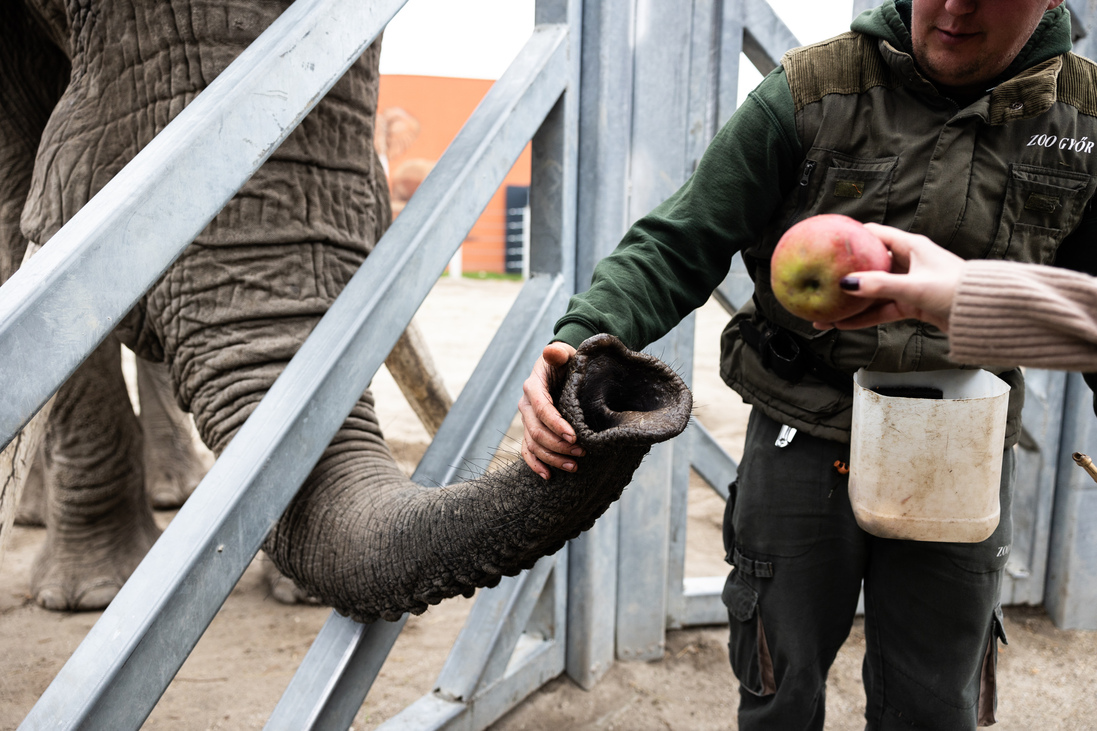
[983,164,1092,262]
[806,150,898,223]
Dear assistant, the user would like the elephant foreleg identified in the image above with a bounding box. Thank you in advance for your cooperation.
[136,358,213,509]
[0,400,52,565]
[32,337,161,610]
[14,441,46,526]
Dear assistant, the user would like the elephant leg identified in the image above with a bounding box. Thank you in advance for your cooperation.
[136,358,213,509]
[32,336,161,611]
[0,2,70,556]
[14,442,46,526]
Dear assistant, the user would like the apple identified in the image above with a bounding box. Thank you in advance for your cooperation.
[770,214,890,323]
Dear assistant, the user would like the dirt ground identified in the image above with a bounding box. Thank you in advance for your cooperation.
[3,276,1097,730]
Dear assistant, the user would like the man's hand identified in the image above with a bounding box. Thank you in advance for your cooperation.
[519,342,582,480]
[814,223,964,332]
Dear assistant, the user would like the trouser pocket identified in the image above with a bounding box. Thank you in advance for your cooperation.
[723,569,776,697]
[977,604,1009,726]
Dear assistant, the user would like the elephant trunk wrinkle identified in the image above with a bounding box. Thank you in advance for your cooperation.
[265,334,692,624]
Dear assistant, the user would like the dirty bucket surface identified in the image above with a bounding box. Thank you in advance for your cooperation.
[849,369,1010,543]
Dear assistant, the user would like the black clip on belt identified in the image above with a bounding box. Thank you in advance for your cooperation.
[739,320,853,393]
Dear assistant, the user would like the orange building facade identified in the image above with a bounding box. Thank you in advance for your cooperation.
[377,75,532,275]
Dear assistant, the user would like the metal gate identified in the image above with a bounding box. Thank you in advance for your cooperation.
[4,1,1097,728]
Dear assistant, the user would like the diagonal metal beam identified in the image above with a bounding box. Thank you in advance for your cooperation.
[741,1,801,75]
[20,22,571,731]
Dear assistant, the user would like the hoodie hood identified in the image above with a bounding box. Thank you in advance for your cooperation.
[850,0,1073,82]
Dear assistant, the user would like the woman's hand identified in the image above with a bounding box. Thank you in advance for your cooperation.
[813,223,965,332]
[519,342,582,479]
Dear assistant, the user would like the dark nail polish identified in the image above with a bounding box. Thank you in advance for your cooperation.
[839,276,860,291]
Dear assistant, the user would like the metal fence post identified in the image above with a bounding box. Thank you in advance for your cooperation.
[612,0,707,662]
[1045,372,1097,630]
[565,0,635,690]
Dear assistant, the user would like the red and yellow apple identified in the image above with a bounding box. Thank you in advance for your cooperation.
[770,214,890,323]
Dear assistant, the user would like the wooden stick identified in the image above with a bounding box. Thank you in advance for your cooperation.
[1071,452,1097,484]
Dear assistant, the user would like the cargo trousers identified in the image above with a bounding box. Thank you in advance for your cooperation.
[723,408,1012,730]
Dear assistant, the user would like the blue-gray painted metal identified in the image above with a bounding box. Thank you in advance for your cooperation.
[717,0,747,128]
[528,0,583,290]
[680,576,729,626]
[0,0,407,450]
[713,253,755,315]
[612,0,702,660]
[688,421,738,502]
[20,25,570,730]
[1046,372,1097,630]
[379,552,568,730]
[565,0,635,691]
[666,0,732,632]
[266,615,408,731]
[435,556,558,703]
[661,0,800,634]
[1002,370,1067,606]
[741,0,801,75]
[664,317,699,635]
[265,274,568,730]
[564,503,619,688]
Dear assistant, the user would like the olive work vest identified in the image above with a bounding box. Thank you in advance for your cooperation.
[720,32,1097,445]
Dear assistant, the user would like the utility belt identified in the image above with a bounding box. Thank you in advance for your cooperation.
[738,318,853,393]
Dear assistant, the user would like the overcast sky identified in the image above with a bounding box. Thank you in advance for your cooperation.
[380,0,857,81]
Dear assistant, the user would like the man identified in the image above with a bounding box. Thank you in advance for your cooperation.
[519,0,1097,728]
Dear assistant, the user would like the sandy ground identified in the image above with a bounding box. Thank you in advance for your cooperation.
[2,276,1096,730]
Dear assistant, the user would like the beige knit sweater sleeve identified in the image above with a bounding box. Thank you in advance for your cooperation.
[948,260,1097,370]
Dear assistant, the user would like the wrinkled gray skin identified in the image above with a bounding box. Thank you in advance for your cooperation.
[1,1,693,623]
[16,356,212,528]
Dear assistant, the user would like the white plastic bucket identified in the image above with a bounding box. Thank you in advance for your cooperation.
[849,368,1010,543]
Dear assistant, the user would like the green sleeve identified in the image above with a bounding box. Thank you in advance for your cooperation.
[554,68,803,350]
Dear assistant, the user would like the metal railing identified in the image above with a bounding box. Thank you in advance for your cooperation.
[7,0,1097,727]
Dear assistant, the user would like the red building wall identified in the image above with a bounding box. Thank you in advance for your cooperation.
[377,75,532,275]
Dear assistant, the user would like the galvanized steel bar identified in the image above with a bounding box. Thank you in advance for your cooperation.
[0,0,408,450]
[565,0,635,691]
[265,615,408,731]
[379,554,567,730]
[528,0,583,288]
[717,0,746,129]
[265,274,568,730]
[614,0,698,661]
[20,25,571,730]
[680,576,730,626]
[435,557,557,703]
[1002,369,1067,605]
[688,420,737,502]
[713,253,755,315]
[1046,372,1097,630]
[741,1,801,75]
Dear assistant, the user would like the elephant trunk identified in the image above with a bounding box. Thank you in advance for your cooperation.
[264,334,692,623]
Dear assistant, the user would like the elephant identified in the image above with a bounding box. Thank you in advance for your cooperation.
[0,0,693,623]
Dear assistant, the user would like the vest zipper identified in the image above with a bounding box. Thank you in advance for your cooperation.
[786,160,817,228]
